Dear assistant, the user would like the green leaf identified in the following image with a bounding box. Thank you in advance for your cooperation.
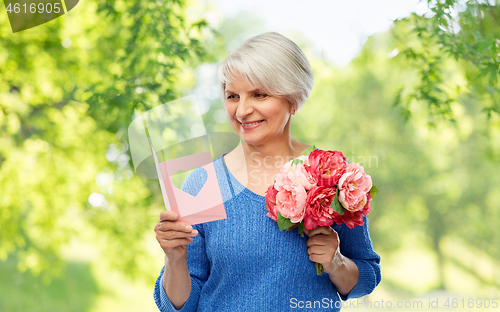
[369,184,379,199]
[286,223,298,231]
[277,213,295,231]
[299,144,316,157]
[333,198,345,216]
[290,158,304,166]
[297,222,305,237]
[330,188,345,216]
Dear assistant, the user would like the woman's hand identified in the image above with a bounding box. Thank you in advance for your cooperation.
[304,226,341,275]
[304,226,359,296]
[155,211,197,309]
[154,211,198,263]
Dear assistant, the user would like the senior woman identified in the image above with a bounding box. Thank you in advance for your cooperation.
[153,32,381,311]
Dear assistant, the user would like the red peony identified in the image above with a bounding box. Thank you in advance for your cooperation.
[265,185,279,221]
[308,149,347,187]
[303,186,342,230]
[362,192,373,217]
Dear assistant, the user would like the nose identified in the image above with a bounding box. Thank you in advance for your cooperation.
[235,96,254,121]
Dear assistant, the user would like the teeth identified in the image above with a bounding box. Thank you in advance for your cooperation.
[242,120,263,126]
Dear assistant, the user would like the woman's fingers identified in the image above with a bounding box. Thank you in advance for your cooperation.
[157,211,195,233]
[307,226,335,237]
[159,210,178,221]
[306,234,332,247]
[155,222,198,240]
[159,229,198,240]
[158,237,194,249]
[157,220,196,233]
[307,244,334,255]
[155,212,200,260]
[155,228,197,250]
[159,211,193,231]
[155,211,200,253]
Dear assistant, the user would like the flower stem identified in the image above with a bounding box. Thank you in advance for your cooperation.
[315,262,323,275]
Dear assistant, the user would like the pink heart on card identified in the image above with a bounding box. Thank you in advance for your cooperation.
[171,166,207,197]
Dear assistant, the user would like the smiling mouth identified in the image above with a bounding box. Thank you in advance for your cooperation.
[239,120,264,126]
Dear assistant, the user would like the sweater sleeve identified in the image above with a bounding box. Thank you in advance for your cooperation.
[154,167,211,312]
[333,216,381,301]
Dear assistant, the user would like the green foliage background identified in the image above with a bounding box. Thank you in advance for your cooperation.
[0,0,499,311]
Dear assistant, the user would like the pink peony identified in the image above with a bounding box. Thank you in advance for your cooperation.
[303,186,342,230]
[265,185,279,221]
[273,160,308,223]
[284,156,317,191]
[308,149,347,187]
[338,163,372,212]
[341,193,372,229]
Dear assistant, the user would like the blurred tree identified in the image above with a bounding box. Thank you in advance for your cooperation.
[0,0,213,282]
[293,23,500,292]
[392,0,500,128]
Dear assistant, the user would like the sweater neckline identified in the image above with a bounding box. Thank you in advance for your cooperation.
[219,153,266,202]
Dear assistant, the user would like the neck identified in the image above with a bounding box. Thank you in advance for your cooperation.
[239,133,308,170]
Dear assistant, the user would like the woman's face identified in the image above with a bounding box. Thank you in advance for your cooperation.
[224,74,294,146]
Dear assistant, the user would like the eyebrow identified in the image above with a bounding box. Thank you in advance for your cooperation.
[225,88,265,94]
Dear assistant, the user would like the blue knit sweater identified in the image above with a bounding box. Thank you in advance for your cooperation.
[154,155,381,312]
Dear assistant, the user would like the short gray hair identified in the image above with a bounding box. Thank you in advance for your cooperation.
[219,32,314,113]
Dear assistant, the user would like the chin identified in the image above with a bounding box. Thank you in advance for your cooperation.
[239,133,271,146]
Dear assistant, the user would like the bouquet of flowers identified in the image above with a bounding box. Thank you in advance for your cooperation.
[265,146,378,275]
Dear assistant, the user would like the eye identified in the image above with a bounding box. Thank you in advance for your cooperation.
[226,94,238,100]
[255,93,268,99]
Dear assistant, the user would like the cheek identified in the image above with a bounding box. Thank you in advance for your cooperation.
[224,106,239,129]
[264,100,291,124]
[224,104,235,118]
[268,109,290,126]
